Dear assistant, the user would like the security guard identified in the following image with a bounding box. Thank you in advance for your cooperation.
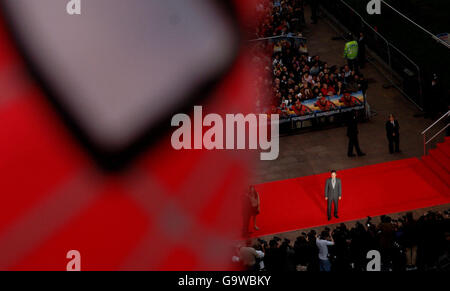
[344,34,359,71]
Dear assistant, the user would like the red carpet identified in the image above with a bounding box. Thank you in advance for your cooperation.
[252,140,450,238]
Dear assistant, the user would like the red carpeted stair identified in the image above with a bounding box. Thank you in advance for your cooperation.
[429,149,450,172]
[423,136,450,187]
[250,137,450,238]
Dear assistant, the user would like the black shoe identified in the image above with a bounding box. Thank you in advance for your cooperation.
[348,154,356,157]
[358,153,366,157]
[328,217,331,221]
[334,215,339,219]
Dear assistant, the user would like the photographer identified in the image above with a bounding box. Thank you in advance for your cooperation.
[280,238,297,271]
[294,233,310,270]
[350,222,371,271]
[401,212,419,270]
[264,237,284,272]
[378,216,396,268]
[331,224,352,271]
[253,239,267,271]
[306,230,320,271]
[316,230,335,272]
[238,240,264,271]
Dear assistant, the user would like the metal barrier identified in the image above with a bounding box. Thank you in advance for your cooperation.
[321,0,424,111]
[248,35,307,46]
[421,110,450,156]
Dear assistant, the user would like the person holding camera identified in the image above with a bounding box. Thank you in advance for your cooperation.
[401,212,419,270]
[316,230,335,272]
[264,237,283,272]
[234,239,265,271]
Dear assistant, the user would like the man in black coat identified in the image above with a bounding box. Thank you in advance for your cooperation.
[386,114,400,153]
[347,111,365,157]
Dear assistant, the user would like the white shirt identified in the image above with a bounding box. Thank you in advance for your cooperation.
[255,250,265,259]
[256,250,265,270]
[332,178,336,188]
[316,238,334,260]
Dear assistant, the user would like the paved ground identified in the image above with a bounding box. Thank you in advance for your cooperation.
[251,8,435,184]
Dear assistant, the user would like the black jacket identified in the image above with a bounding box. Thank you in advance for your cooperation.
[347,116,359,138]
[386,120,400,139]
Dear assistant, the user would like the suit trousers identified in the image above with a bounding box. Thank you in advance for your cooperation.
[327,196,339,218]
[348,136,363,156]
[388,135,400,153]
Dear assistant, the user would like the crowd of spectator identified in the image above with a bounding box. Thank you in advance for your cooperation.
[251,0,368,119]
[234,210,450,271]
[254,0,306,39]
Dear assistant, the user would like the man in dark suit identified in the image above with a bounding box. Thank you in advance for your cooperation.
[325,170,342,221]
[385,114,400,153]
[347,111,366,157]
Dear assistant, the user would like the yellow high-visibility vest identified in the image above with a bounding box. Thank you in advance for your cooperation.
[344,41,359,60]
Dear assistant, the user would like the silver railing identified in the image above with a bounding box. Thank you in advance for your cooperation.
[421,110,450,156]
